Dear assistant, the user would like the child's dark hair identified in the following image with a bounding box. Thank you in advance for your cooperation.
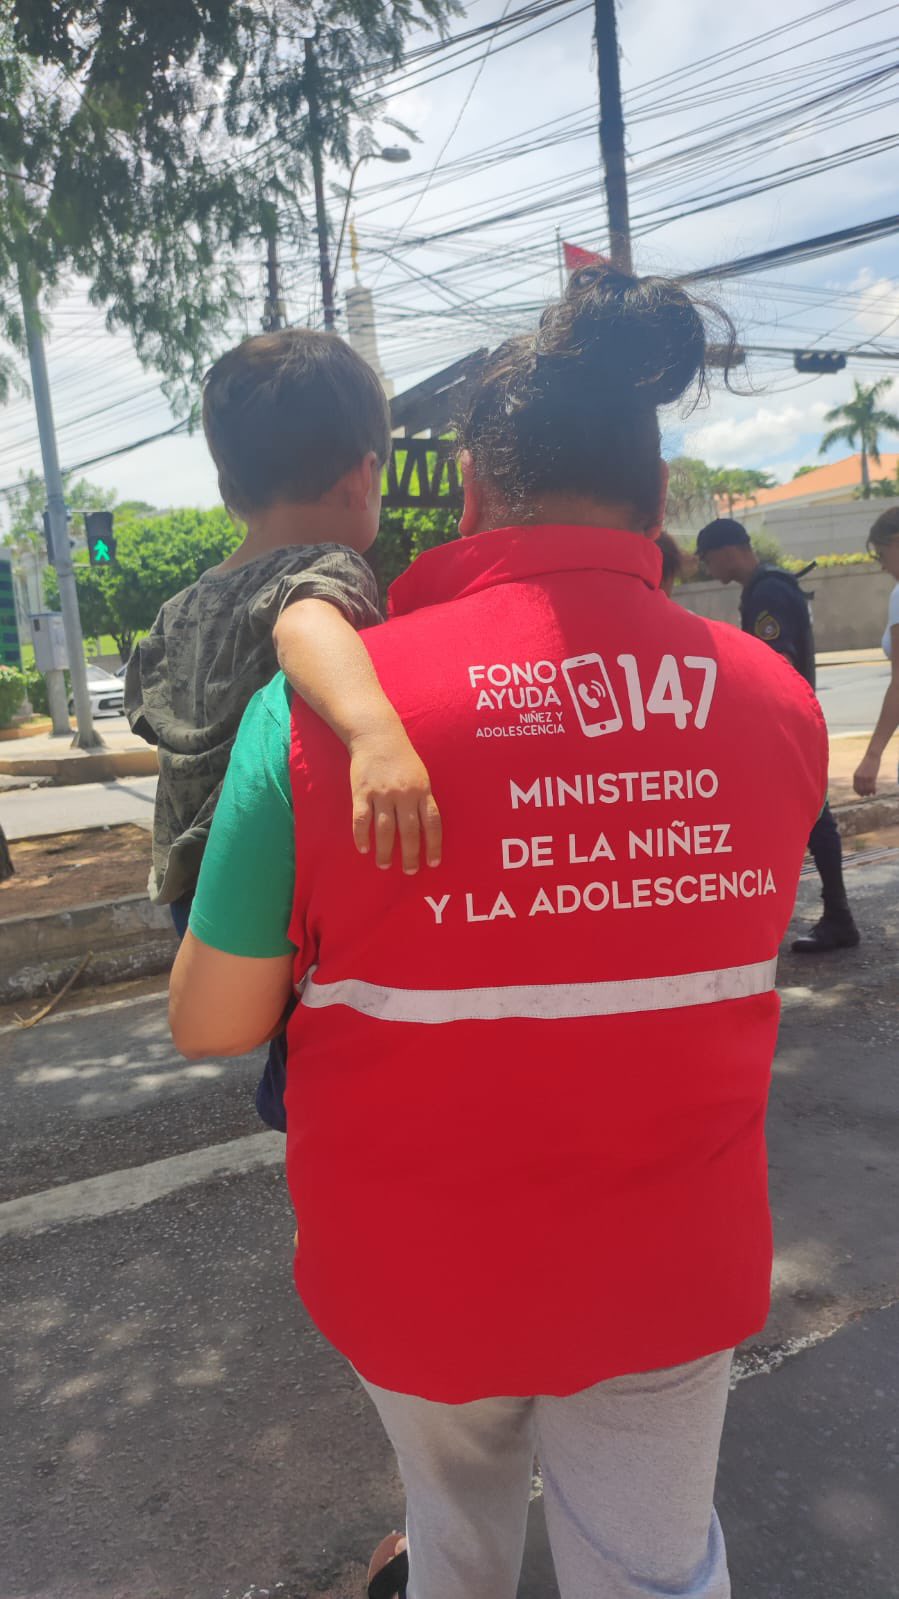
[202,329,392,517]
[458,264,737,525]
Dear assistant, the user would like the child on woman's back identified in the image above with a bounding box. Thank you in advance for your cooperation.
[127,328,439,922]
[126,328,440,1122]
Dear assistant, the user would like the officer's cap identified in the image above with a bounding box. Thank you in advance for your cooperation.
[696,518,751,556]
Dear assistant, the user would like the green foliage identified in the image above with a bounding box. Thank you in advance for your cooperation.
[792,465,816,478]
[371,507,460,600]
[666,459,782,526]
[0,468,44,575]
[44,505,242,657]
[24,666,47,715]
[0,663,26,727]
[819,379,899,496]
[2,0,458,403]
[860,469,899,500]
[116,499,161,518]
[688,536,877,584]
[750,532,784,568]
[664,457,715,526]
[781,552,877,572]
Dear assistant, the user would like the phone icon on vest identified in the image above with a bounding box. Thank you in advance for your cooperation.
[561,654,624,738]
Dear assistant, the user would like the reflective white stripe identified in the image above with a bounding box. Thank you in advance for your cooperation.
[299,958,778,1025]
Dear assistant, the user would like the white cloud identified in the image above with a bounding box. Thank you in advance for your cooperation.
[848,269,899,341]
[682,401,831,468]
[88,434,220,511]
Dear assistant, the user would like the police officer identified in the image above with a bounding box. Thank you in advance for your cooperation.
[696,517,859,953]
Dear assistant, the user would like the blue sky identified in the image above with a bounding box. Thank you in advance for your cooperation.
[1,0,897,514]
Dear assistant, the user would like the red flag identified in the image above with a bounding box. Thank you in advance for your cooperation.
[562,241,607,273]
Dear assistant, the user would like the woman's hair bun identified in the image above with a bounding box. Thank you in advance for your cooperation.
[458,261,738,524]
[536,263,728,408]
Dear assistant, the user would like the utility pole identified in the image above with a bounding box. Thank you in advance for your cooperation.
[14,216,100,747]
[594,0,632,274]
[263,232,286,332]
[304,37,336,332]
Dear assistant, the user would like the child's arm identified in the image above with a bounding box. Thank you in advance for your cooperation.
[274,598,442,874]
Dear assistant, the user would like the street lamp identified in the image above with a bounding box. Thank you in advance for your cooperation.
[332,145,411,299]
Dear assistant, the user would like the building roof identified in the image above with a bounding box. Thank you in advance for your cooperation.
[728,452,899,513]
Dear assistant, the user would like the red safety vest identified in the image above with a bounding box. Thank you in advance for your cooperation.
[284,525,827,1402]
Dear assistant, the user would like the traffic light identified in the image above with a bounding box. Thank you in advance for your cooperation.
[85,510,116,566]
[706,345,746,368]
[42,509,74,565]
[793,351,847,375]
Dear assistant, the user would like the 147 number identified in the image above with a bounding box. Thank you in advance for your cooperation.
[617,654,717,731]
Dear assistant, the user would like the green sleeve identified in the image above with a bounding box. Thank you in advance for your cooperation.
[188,674,296,957]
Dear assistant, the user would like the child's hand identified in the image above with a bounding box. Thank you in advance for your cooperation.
[349,729,443,873]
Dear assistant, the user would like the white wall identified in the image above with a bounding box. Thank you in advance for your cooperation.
[739,496,899,559]
[675,564,896,653]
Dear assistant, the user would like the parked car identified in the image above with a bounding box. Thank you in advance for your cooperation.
[68,664,125,717]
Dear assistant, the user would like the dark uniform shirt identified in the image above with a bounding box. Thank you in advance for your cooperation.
[739,564,816,689]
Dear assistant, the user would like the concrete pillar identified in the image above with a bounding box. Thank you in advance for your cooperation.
[345,284,394,398]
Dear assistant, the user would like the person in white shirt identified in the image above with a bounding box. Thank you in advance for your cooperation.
[854,508,899,795]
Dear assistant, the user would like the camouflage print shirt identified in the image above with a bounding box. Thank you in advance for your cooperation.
[125,543,381,904]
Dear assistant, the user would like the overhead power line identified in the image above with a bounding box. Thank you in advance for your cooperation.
[0,419,192,500]
[742,343,899,364]
[684,213,899,283]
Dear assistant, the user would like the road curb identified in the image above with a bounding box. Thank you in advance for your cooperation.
[816,652,885,667]
[833,795,899,836]
[0,719,55,742]
[1,892,177,1005]
[0,747,158,785]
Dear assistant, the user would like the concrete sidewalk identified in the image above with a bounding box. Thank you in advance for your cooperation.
[817,648,885,667]
[0,720,156,785]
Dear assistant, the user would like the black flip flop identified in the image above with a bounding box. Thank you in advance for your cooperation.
[367,1534,409,1599]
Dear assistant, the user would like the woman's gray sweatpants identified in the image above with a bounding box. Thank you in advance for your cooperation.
[360,1350,733,1599]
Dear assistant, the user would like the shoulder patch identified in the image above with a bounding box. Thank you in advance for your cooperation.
[754,610,782,642]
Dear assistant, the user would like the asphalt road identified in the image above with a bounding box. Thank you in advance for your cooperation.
[2,660,892,843]
[2,774,157,840]
[815,658,891,735]
[2,856,898,1598]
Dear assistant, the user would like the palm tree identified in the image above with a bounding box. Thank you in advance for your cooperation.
[819,379,899,498]
[665,457,715,525]
[865,466,899,499]
[708,467,776,515]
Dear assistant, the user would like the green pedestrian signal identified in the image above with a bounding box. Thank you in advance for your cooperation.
[85,511,117,567]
